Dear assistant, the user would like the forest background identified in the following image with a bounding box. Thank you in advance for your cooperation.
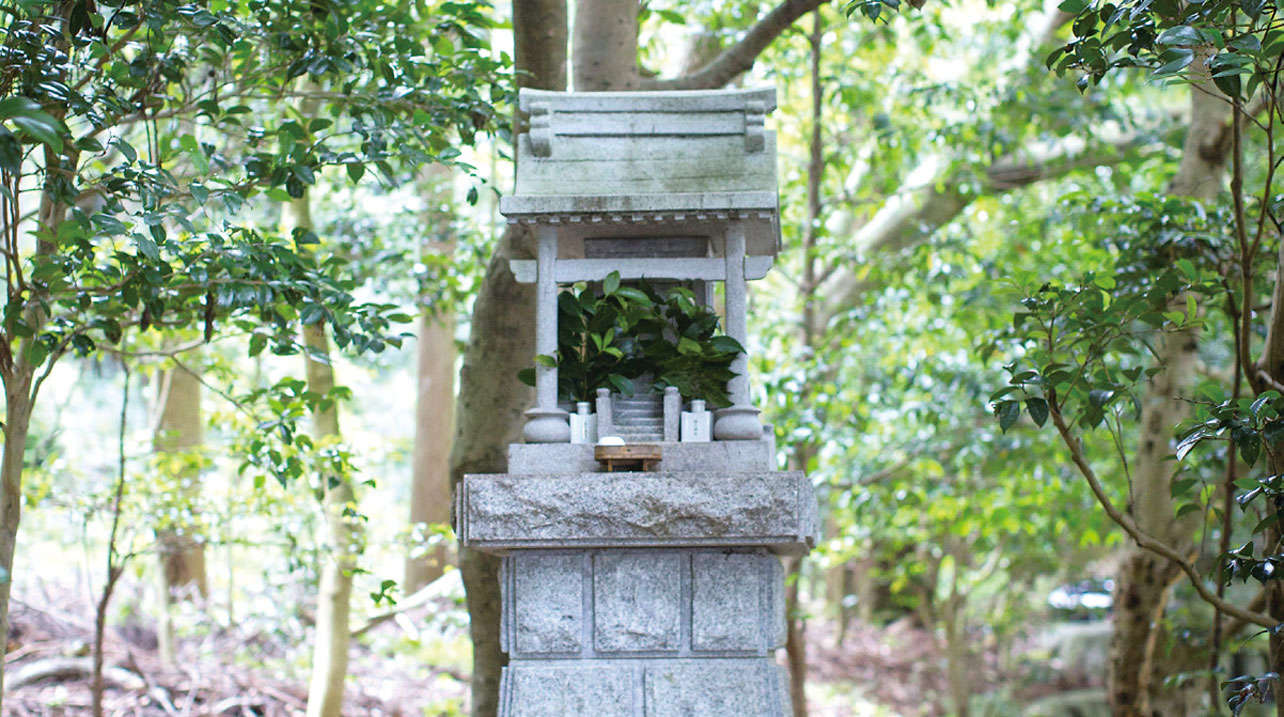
[4,0,1284,715]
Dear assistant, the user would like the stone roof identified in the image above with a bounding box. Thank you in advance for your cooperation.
[500,88,781,257]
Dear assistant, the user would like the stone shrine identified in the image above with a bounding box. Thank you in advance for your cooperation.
[456,87,819,715]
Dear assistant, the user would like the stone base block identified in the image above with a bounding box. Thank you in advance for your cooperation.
[500,549,785,659]
[458,471,818,555]
[500,657,789,716]
[507,439,774,474]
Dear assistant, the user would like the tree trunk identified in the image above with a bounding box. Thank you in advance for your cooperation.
[942,594,970,717]
[1108,68,1229,717]
[404,165,458,592]
[406,311,456,590]
[154,352,207,667]
[452,4,566,714]
[784,557,809,717]
[572,0,639,90]
[452,234,537,716]
[0,149,67,710]
[0,379,35,706]
[291,195,358,717]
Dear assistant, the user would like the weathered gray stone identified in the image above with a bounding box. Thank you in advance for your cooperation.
[500,658,790,717]
[594,552,682,653]
[507,255,775,283]
[692,552,766,652]
[458,471,818,555]
[503,663,634,717]
[662,387,680,442]
[507,440,774,474]
[500,549,784,659]
[510,553,583,656]
[644,660,786,716]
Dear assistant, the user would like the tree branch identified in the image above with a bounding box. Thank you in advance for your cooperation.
[1048,400,1275,628]
[637,0,830,91]
[815,133,1160,323]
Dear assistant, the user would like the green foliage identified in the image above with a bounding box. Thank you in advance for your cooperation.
[1049,0,1282,99]
[0,0,509,369]
[989,193,1231,433]
[518,273,744,406]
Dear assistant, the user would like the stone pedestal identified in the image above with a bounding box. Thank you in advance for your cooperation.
[457,453,817,715]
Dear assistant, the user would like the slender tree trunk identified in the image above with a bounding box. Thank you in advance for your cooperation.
[1108,68,1229,716]
[0,380,34,704]
[453,2,566,714]
[405,165,459,592]
[406,310,456,590]
[784,557,809,717]
[154,351,207,667]
[782,14,825,715]
[0,145,68,709]
[290,195,358,717]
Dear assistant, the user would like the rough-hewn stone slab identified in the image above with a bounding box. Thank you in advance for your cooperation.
[458,472,817,555]
[594,552,682,653]
[500,549,784,659]
[692,552,768,652]
[644,660,786,715]
[500,657,789,716]
[503,663,633,717]
[506,440,774,475]
[511,553,583,655]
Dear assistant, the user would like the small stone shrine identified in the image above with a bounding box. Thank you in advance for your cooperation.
[456,87,819,715]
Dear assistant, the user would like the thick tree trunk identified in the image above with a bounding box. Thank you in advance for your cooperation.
[572,0,640,90]
[154,353,207,667]
[451,234,537,716]
[405,165,458,592]
[1108,70,1228,717]
[290,195,358,717]
[452,4,566,714]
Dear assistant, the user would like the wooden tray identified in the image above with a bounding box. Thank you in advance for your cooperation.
[594,444,662,472]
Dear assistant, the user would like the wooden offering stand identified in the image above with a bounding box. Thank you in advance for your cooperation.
[594,444,662,472]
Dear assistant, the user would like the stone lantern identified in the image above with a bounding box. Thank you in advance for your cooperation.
[456,88,818,715]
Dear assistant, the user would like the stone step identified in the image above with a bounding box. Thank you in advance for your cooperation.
[617,416,663,425]
[614,432,664,442]
[615,403,662,411]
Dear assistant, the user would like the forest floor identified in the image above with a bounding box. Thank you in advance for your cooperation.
[1,575,1098,716]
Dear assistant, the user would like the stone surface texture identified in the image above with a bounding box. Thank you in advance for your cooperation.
[457,471,818,555]
[498,549,784,659]
[500,658,788,717]
[507,439,774,474]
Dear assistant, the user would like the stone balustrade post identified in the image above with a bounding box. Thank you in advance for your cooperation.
[523,224,570,443]
[714,221,763,440]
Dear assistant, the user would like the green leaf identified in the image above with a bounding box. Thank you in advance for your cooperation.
[1175,428,1207,461]
[1156,25,1202,46]
[997,400,1021,433]
[614,287,652,305]
[603,271,620,295]
[1154,48,1196,76]
[1025,397,1049,427]
[10,115,63,152]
